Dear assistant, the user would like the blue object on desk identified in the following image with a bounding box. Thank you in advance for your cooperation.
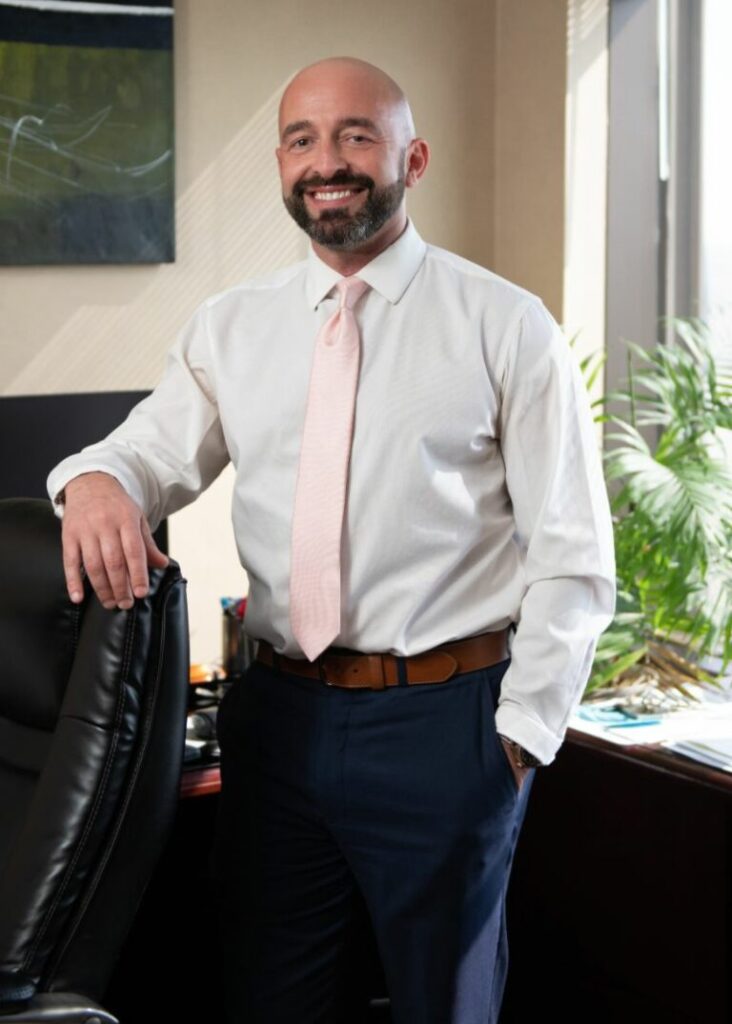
[578,705,662,728]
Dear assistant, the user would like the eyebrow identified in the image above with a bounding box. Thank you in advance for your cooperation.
[281,116,381,141]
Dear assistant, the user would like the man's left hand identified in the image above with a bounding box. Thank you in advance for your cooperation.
[499,736,533,794]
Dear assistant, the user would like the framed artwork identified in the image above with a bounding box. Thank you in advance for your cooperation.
[0,0,175,265]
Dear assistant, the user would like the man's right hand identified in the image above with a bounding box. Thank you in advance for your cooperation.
[60,472,169,610]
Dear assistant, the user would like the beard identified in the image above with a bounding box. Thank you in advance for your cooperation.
[283,161,406,250]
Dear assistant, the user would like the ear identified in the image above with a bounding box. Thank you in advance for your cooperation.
[275,145,284,172]
[404,138,430,188]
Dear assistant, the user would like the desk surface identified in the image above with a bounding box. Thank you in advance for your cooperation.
[180,763,221,798]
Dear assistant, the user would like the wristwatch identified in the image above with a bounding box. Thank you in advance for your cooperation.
[498,735,543,769]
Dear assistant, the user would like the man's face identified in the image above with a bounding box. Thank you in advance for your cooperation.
[282,156,407,250]
[276,69,412,254]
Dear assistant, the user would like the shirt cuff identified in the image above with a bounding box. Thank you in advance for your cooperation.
[494,700,565,766]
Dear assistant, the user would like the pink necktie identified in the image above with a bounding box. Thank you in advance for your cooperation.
[290,276,370,661]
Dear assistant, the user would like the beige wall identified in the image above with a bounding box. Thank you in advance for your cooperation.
[493,0,567,316]
[564,0,610,370]
[2,0,569,661]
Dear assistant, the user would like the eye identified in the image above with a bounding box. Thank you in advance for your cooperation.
[344,133,372,145]
[289,137,312,150]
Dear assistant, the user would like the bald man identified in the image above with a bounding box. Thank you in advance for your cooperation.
[48,56,616,1024]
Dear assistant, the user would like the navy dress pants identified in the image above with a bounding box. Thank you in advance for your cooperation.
[211,654,535,1024]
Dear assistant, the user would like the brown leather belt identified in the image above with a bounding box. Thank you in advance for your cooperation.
[255,628,511,690]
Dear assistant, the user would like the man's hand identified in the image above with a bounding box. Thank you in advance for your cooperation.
[60,472,169,610]
[499,736,533,794]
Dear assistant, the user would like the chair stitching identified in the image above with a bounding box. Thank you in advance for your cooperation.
[24,602,138,970]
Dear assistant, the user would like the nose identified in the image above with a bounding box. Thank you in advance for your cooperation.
[310,138,349,180]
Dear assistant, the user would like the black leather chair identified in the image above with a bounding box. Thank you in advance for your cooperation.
[0,498,190,1023]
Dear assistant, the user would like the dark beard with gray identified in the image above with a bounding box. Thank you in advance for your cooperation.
[283,165,406,250]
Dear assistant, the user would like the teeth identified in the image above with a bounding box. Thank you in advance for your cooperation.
[313,190,353,200]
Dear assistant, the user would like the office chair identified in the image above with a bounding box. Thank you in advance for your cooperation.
[0,498,190,1023]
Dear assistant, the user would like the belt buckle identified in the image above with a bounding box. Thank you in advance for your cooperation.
[318,654,344,688]
[316,658,333,686]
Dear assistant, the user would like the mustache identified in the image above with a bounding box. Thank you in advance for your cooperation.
[293,171,374,196]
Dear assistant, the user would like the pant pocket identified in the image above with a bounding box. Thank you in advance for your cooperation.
[480,661,520,800]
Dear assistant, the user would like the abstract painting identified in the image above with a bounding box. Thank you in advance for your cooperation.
[0,0,174,264]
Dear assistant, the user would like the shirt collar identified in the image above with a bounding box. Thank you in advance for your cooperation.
[304,218,427,310]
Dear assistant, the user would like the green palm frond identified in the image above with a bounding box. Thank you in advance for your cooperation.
[605,431,732,549]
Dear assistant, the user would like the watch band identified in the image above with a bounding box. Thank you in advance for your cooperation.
[498,735,543,769]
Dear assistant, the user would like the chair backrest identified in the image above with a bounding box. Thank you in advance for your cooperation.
[0,498,190,1006]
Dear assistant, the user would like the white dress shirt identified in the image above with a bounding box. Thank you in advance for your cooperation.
[47,218,616,765]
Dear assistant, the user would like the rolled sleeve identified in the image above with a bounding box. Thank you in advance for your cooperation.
[45,302,230,533]
[493,299,616,765]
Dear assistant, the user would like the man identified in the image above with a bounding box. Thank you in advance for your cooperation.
[47,57,616,1023]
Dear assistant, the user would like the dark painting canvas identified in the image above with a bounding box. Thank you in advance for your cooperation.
[0,0,174,265]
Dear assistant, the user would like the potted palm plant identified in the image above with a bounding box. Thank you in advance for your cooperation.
[578,316,732,703]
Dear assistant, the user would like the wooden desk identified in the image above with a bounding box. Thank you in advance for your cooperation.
[501,728,732,1023]
[179,763,221,799]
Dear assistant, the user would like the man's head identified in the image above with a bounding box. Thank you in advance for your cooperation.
[276,57,429,265]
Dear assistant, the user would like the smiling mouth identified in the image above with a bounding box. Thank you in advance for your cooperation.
[306,187,366,203]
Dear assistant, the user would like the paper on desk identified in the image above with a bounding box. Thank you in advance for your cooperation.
[665,738,732,772]
[569,677,732,768]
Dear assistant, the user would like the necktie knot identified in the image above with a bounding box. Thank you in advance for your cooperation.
[336,276,369,311]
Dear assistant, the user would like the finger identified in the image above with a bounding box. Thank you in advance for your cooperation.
[141,517,169,569]
[79,536,118,610]
[120,521,151,599]
[99,532,135,609]
[62,533,85,604]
